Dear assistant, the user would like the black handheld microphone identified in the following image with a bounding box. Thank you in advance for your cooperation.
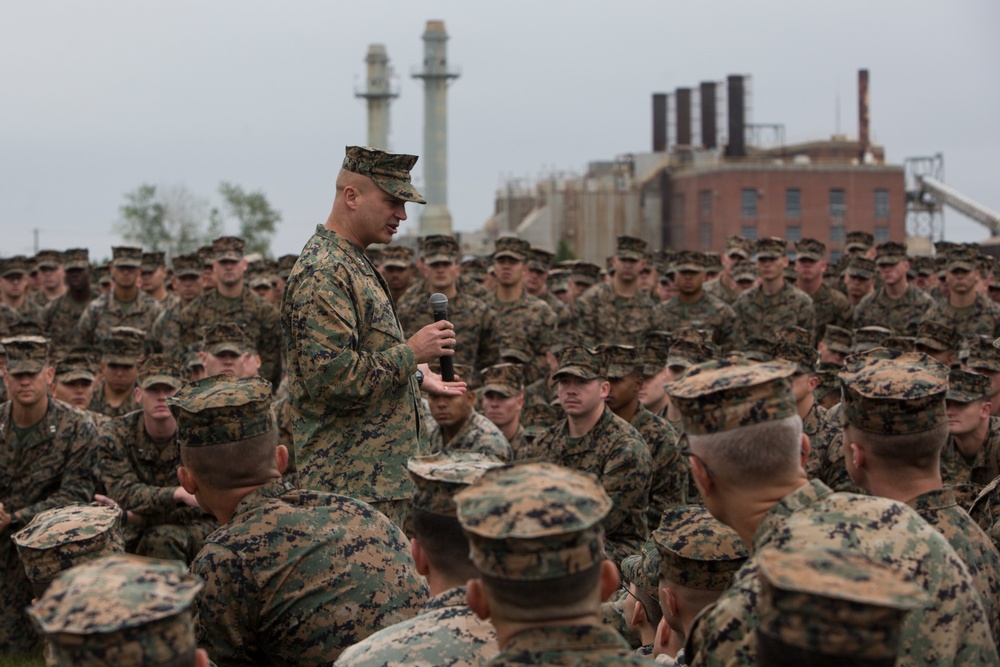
[429,293,455,381]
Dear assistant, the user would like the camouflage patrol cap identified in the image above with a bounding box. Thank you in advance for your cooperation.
[170,253,201,279]
[7,319,44,339]
[212,235,245,261]
[494,236,530,262]
[783,267,797,284]
[140,251,165,271]
[704,252,723,274]
[553,345,604,381]
[137,354,185,390]
[774,325,811,347]
[547,269,570,293]
[616,235,647,261]
[754,237,787,261]
[822,325,854,355]
[13,504,125,587]
[365,246,384,266]
[0,255,32,277]
[497,335,532,364]
[407,452,506,517]
[852,326,893,353]
[667,359,797,435]
[673,250,707,272]
[103,326,145,365]
[621,540,661,603]
[912,255,935,277]
[839,349,949,435]
[743,337,775,363]
[967,335,1000,373]
[185,345,204,370]
[947,368,991,403]
[599,344,640,379]
[934,240,957,256]
[882,335,915,352]
[934,255,948,278]
[63,248,90,271]
[35,249,63,270]
[342,145,426,204]
[652,505,748,590]
[197,245,215,268]
[455,462,612,581]
[667,336,717,370]
[725,235,752,259]
[111,246,143,269]
[845,255,876,280]
[845,230,874,252]
[420,235,460,263]
[96,263,112,285]
[27,554,203,667]
[814,362,841,403]
[756,547,927,662]
[731,260,757,283]
[168,375,274,447]
[381,245,415,269]
[527,247,555,272]
[875,241,907,266]
[479,363,524,398]
[277,254,299,279]
[202,322,248,356]
[946,244,979,272]
[569,261,601,286]
[793,238,826,262]
[641,331,673,376]
[55,352,97,384]
[2,335,50,374]
[771,341,818,375]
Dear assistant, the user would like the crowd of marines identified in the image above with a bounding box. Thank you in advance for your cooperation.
[1,144,1000,666]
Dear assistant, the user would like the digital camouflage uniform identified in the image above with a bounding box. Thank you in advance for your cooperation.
[702,276,739,305]
[652,293,742,354]
[0,362,98,654]
[397,287,498,373]
[41,291,93,356]
[74,283,162,350]
[970,476,1000,555]
[804,282,852,341]
[282,225,421,512]
[88,380,140,418]
[732,283,816,343]
[98,410,217,562]
[922,293,1000,339]
[272,394,297,484]
[574,281,657,348]
[490,290,557,385]
[630,403,686,527]
[427,409,514,462]
[907,487,1000,645]
[941,415,1000,509]
[802,403,859,493]
[852,284,935,337]
[518,405,652,564]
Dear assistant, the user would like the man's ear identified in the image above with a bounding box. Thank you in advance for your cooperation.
[689,455,715,498]
[134,386,143,404]
[275,445,289,475]
[598,559,621,603]
[411,537,430,577]
[800,432,811,468]
[465,579,491,621]
[177,466,198,495]
[655,615,673,651]
[628,588,647,627]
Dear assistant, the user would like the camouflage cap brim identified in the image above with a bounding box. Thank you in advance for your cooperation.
[424,253,457,264]
[102,354,139,366]
[56,369,96,384]
[207,342,245,357]
[493,250,526,261]
[140,374,183,391]
[553,366,600,382]
[913,337,948,352]
[382,259,412,269]
[112,259,142,268]
[481,383,516,398]
[7,359,47,374]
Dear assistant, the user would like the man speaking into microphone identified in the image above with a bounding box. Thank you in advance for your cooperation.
[282,146,466,528]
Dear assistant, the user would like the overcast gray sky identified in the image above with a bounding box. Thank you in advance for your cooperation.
[2,1,998,258]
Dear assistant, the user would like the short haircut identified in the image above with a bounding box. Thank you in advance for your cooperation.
[480,563,602,622]
[687,415,803,485]
[411,508,478,583]
[179,428,278,490]
[846,422,947,471]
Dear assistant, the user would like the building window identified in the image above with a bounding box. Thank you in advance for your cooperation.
[741,188,758,219]
[698,222,712,249]
[874,189,889,219]
[673,193,686,221]
[785,188,802,219]
[874,225,890,243]
[830,225,845,244]
[699,190,712,219]
[786,225,802,242]
[829,189,846,218]
[740,225,758,241]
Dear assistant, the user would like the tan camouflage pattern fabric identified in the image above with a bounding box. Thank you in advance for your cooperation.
[653,505,747,590]
[667,359,797,435]
[489,290,557,384]
[427,410,514,463]
[915,319,963,351]
[852,284,935,337]
[923,293,1000,339]
[42,291,93,356]
[621,540,660,602]
[630,403,687,526]
[490,625,659,666]
[12,503,124,586]
[334,586,499,667]
[407,452,506,517]
[28,554,202,667]
[455,461,612,581]
[74,290,162,350]
[756,547,927,661]
[193,478,428,664]
[480,362,524,397]
[202,320,248,355]
[102,325,145,364]
[804,403,862,494]
[684,480,998,667]
[88,380,139,418]
[970,476,1000,556]
[2,334,49,373]
[574,282,657,348]
[807,282,853,341]
[948,367,991,403]
[397,287,498,373]
[169,375,273,447]
[555,344,605,380]
[652,292,743,354]
[839,349,948,435]
[342,145,426,203]
[732,282,816,344]
[941,415,1000,509]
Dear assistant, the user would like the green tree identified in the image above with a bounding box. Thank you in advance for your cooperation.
[114,184,209,257]
[555,237,576,263]
[214,182,281,257]
[115,184,168,251]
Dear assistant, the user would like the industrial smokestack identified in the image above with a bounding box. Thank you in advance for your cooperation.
[858,68,870,162]
[725,75,746,158]
[652,93,667,152]
[676,87,692,146]
[700,81,717,149]
[354,44,398,150]
[413,20,460,234]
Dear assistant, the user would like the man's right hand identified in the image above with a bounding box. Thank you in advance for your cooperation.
[407,320,458,364]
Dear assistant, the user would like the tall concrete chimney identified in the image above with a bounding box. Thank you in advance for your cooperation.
[676,87,692,146]
[652,93,667,152]
[700,81,717,149]
[725,75,746,158]
[858,68,870,161]
[355,44,398,150]
[412,20,460,235]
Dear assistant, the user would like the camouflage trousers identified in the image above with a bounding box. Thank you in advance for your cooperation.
[126,518,217,565]
[0,543,42,656]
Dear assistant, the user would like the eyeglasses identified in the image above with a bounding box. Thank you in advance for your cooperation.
[679,443,714,478]
[619,580,653,619]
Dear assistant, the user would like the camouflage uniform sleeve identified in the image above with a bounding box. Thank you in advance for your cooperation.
[73,300,99,347]
[291,270,417,408]
[717,300,744,353]
[15,411,98,525]
[98,420,177,516]
[477,305,500,371]
[602,429,653,560]
[192,544,258,667]
[572,288,599,348]
[256,299,284,390]
[149,306,180,356]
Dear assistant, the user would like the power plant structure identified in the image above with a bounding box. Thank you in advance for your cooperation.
[412,20,460,235]
[354,44,398,150]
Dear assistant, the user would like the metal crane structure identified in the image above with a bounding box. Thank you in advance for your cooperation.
[906,154,1000,241]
